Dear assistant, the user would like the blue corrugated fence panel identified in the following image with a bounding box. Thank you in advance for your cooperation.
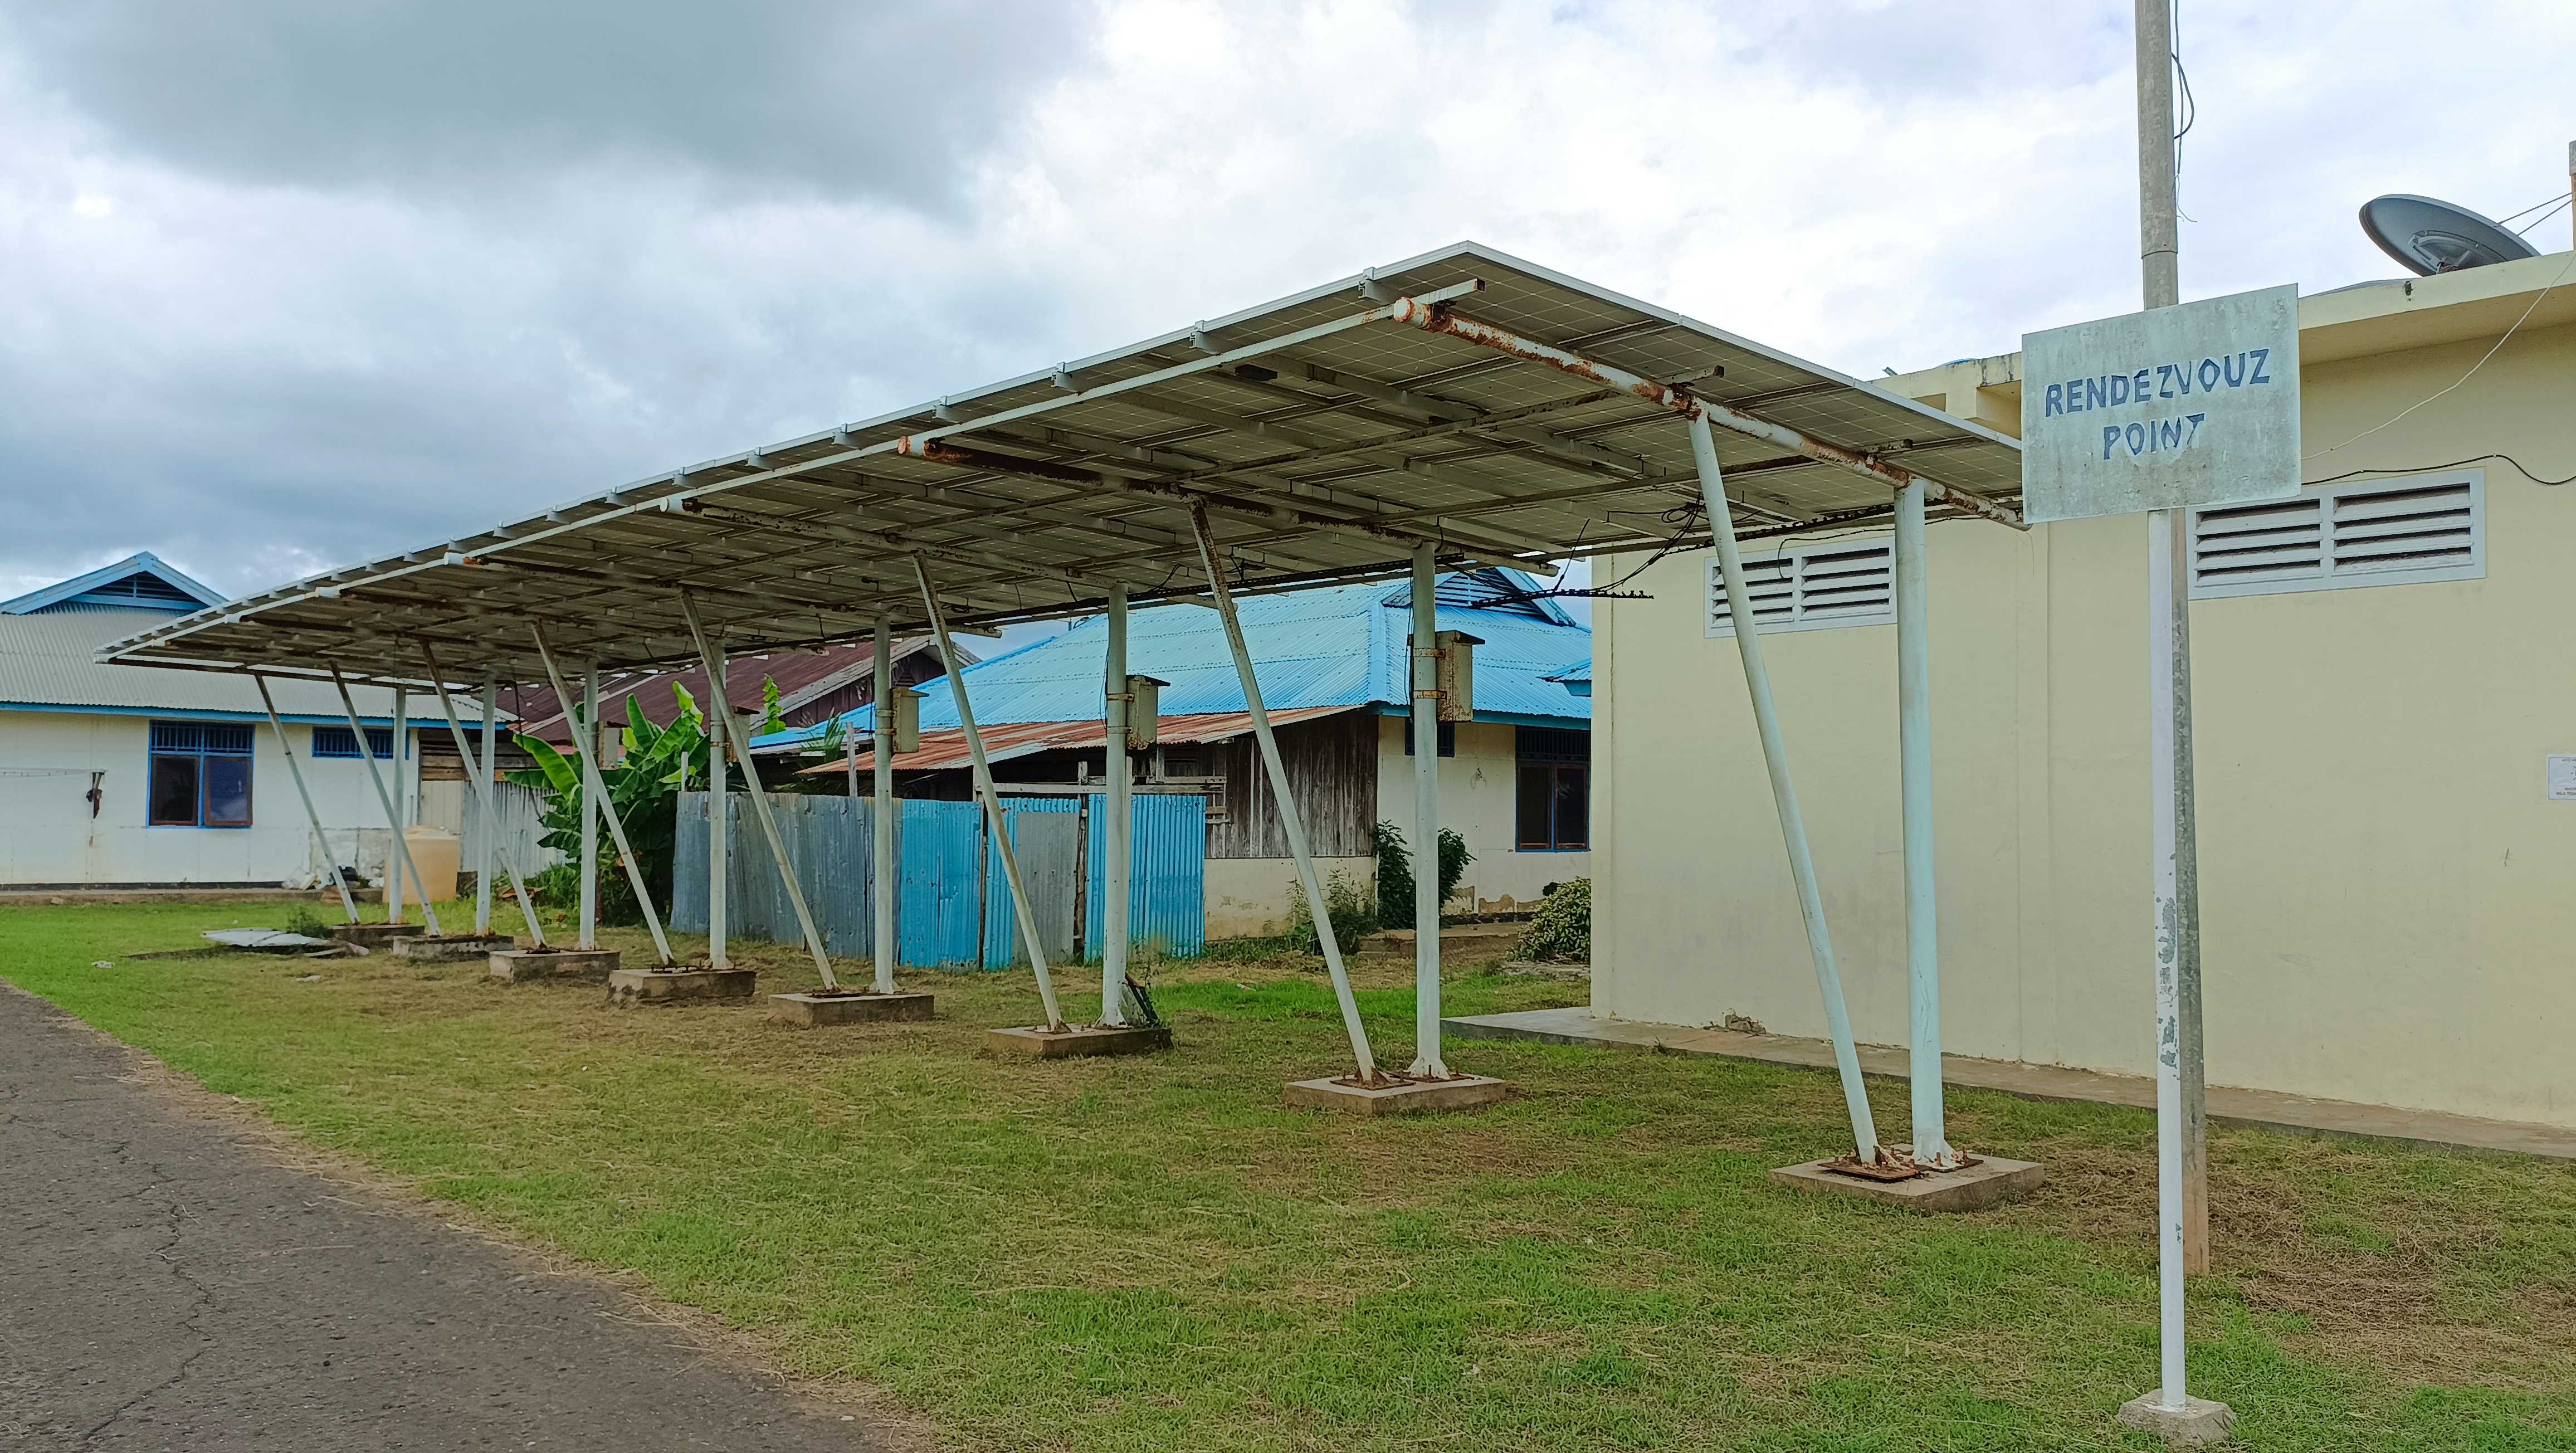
[900,798,983,968]
[1084,793,1207,962]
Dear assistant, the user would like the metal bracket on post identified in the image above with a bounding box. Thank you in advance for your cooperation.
[252,675,362,925]
[1187,504,1384,1085]
[528,626,677,966]
[418,644,547,949]
[329,666,441,939]
[914,556,1066,1032]
[677,595,838,991]
[1687,415,1880,1165]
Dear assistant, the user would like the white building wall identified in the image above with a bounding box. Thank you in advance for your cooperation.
[1370,716,1589,914]
[0,711,427,887]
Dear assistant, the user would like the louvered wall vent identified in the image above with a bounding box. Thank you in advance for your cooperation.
[2192,470,2484,599]
[1707,540,1896,637]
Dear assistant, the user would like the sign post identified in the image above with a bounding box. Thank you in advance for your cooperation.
[2023,283,2297,1447]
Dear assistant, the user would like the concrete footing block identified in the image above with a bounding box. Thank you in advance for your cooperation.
[606,966,757,1006]
[1769,1154,2045,1212]
[1285,1074,1511,1115]
[768,991,935,1027]
[487,948,620,983]
[984,1024,1172,1058]
[391,933,515,962]
[2116,1391,2237,1446]
[330,923,421,950]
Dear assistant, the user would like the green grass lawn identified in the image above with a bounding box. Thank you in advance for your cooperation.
[5,899,2573,1451]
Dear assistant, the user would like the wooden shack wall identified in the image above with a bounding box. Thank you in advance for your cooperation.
[1207,711,1376,860]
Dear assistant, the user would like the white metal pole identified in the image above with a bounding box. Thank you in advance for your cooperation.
[476,671,497,937]
[1100,588,1133,1026]
[330,668,440,938]
[387,684,408,925]
[578,664,599,949]
[252,675,360,924]
[1186,505,1382,1081]
[914,558,1063,1030]
[677,596,837,989]
[2136,0,2213,1420]
[530,629,676,965]
[1409,544,1450,1078]
[708,646,729,971]
[418,652,547,949]
[1895,480,1955,1168]
[1688,414,1878,1161]
[872,616,897,996]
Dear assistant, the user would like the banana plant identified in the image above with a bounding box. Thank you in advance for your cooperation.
[507,685,708,923]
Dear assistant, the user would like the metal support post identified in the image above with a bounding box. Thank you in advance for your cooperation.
[1100,588,1132,1027]
[330,667,440,938]
[578,665,600,948]
[419,649,547,949]
[387,685,408,924]
[475,671,497,936]
[677,596,837,988]
[1895,480,1956,1168]
[708,646,729,971]
[872,616,897,996]
[1186,505,1382,1082]
[252,676,360,924]
[530,628,676,965]
[1687,415,1877,1161]
[914,558,1063,1029]
[1408,544,1450,1078]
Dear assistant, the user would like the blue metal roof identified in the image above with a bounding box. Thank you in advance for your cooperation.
[2,552,225,616]
[756,569,1590,749]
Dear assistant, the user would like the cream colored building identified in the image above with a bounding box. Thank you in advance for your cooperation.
[1592,249,2576,1132]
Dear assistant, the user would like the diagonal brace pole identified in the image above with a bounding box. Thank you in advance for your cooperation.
[329,666,441,938]
[252,675,362,924]
[418,643,547,949]
[1689,414,1880,1162]
[528,625,676,966]
[1187,503,1383,1083]
[914,555,1065,1031]
[677,593,838,990]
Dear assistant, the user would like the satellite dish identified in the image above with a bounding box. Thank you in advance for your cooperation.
[2359,194,2541,276]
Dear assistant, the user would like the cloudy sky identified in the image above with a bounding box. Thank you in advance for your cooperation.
[5,0,2572,608]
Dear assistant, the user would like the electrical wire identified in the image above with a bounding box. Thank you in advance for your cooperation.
[2170,0,2198,224]
[2510,195,2571,238]
[2496,190,2574,226]
[2304,246,2576,460]
[2306,453,2573,489]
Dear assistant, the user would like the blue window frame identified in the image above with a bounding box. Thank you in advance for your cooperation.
[1515,726,1588,850]
[311,725,395,759]
[148,721,254,827]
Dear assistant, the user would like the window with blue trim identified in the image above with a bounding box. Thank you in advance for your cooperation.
[312,725,396,759]
[148,721,254,827]
[1515,726,1588,850]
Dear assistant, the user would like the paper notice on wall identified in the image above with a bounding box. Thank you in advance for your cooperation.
[2549,755,2576,801]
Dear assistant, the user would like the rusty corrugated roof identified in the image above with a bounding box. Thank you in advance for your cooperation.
[789,706,1358,776]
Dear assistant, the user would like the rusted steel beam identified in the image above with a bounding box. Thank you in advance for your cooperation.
[1386,298,2025,530]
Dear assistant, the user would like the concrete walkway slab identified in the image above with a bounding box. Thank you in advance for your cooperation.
[0,983,900,1451]
[1444,1006,2576,1161]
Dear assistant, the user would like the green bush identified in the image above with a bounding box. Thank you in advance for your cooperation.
[1372,820,1472,927]
[1285,869,1378,957]
[1519,877,1591,962]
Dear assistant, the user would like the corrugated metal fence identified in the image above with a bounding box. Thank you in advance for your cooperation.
[672,791,1204,970]
[458,781,564,880]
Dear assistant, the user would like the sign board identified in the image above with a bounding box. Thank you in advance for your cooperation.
[2549,754,2576,801]
[2019,284,2301,523]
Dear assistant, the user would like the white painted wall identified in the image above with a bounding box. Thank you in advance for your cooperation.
[0,711,428,887]
[1370,716,1589,913]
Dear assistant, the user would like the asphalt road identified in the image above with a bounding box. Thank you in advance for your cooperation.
[0,984,896,1451]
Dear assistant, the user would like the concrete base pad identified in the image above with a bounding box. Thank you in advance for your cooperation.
[330,923,422,950]
[391,933,515,962]
[487,948,620,983]
[1284,1074,1511,1115]
[984,1024,1172,1058]
[605,967,757,1006]
[2116,1391,2238,1446]
[1769,1154,2045,1212]
[769,991,935,1027]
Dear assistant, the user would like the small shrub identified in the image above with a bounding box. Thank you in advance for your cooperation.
[1373,821,1473,927]
[1519,877,1591,962]
[281,905,335,938]
[1286,869,1378,957]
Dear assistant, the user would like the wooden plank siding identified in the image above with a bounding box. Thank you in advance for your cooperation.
[1207,710,1377,860]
